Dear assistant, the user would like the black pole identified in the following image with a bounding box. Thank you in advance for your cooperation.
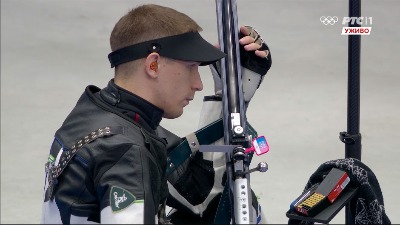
[343,0,362,224]
[346,0,362,160]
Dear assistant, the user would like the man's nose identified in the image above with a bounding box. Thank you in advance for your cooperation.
[192,70,203,91]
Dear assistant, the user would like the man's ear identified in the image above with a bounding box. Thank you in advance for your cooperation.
[145,53,160,78]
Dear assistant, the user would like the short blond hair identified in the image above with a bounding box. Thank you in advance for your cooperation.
[110,4,203,77]
[110,4,202,51]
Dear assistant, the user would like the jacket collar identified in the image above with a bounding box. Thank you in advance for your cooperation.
[100,79,164,130]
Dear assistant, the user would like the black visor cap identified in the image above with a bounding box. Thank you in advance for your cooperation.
[108,32,226,68]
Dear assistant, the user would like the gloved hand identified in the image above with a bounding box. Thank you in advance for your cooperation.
[210,25,272,103]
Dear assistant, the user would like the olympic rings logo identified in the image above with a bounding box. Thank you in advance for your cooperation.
[320,16,339,25]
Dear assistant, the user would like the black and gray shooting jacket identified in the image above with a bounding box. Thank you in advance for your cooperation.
[41,80,169,224]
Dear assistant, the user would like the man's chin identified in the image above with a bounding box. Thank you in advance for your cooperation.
[163,109,184,119]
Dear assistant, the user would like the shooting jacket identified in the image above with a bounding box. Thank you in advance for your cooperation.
[41,80,169,224]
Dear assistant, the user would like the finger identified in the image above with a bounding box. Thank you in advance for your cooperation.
[239,36,255,45]
[240,27,264,46]
[255,49,269,58]
[240,26,251,36]
[244,42,262,52]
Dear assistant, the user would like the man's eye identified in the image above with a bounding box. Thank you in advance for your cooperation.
[184,62,200,69]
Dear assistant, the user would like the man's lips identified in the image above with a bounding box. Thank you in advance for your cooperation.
[184,97,194,106]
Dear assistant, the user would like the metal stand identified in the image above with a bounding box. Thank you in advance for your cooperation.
[340,0,362,224]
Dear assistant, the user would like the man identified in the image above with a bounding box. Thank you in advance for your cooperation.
[41,3,271,224]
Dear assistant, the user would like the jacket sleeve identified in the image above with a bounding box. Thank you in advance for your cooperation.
[97,144,157,224]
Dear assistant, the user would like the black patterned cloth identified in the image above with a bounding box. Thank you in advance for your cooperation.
[289,158,391,225]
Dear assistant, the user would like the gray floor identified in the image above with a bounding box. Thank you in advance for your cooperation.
[1,0,399,224]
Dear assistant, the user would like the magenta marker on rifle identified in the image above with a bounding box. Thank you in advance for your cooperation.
[245,136,269,155]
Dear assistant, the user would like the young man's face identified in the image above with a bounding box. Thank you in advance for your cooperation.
[155,59,203,119]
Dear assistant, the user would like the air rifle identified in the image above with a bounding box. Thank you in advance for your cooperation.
[200,0,269,223]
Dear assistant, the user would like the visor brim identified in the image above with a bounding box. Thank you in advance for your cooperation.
[160,32,226,66]
[108,32,226,67]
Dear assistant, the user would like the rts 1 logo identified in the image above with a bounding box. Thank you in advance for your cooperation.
[320,16,373,35]
[341,17,373,35]
[342,17,373,25]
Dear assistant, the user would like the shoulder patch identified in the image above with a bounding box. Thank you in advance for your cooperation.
[110,186,136,212]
